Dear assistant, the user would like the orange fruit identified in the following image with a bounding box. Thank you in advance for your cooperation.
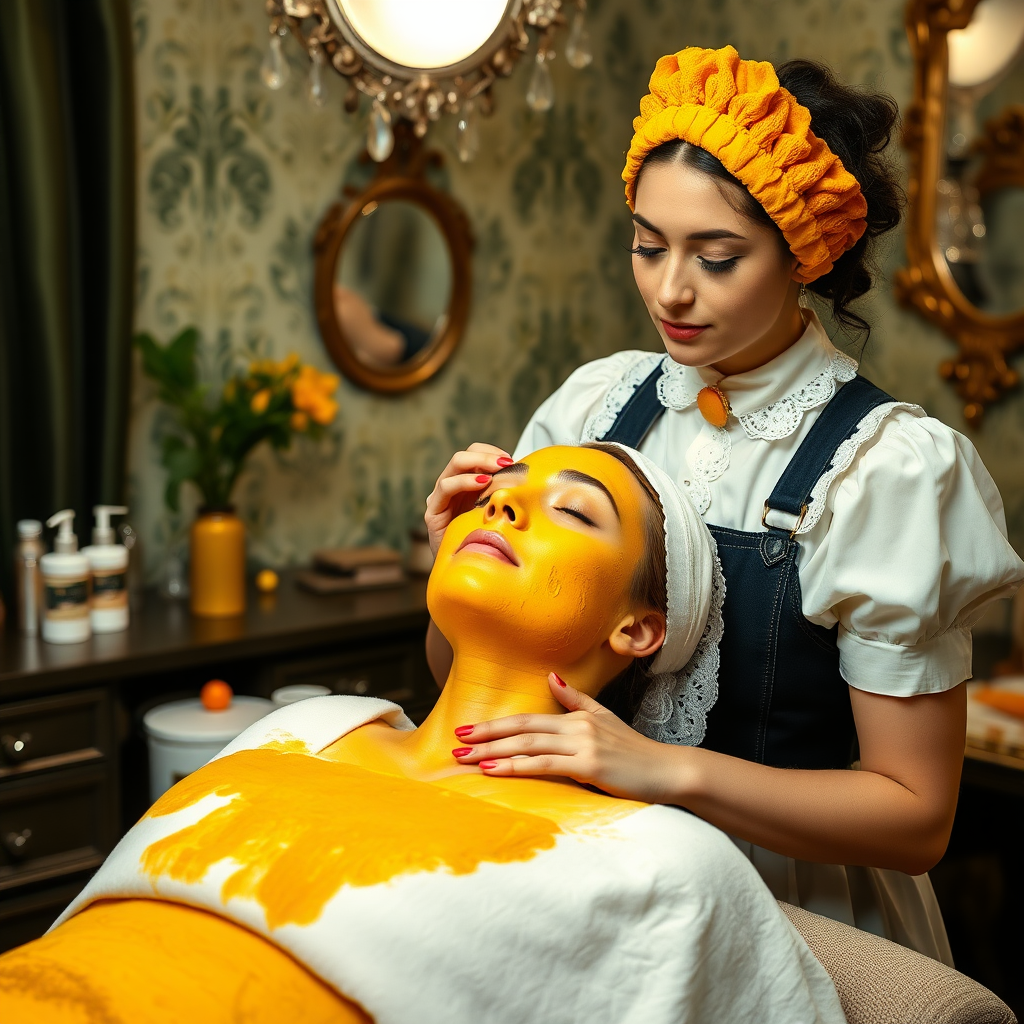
[201,679,233,711]
[256,569,279,593]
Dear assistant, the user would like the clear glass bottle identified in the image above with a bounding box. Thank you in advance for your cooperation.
[14,520,44,637]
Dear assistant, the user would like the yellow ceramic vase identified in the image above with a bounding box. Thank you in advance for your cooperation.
[190,509,246,617]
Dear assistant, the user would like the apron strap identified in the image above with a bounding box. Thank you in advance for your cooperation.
[598,362,666,448]
[764,375,894,530]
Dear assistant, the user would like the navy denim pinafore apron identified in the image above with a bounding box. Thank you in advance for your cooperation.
[601,367,893,769]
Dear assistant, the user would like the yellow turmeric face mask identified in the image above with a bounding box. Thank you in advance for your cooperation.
[428,446,647,667]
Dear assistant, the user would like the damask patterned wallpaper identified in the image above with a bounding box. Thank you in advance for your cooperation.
[128,0,1024,580]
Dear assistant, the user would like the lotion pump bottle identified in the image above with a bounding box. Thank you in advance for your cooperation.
[41,510,91,644]
[83,505,130,633]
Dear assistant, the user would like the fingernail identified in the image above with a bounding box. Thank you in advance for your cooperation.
[452,747,473,758]
[479,760,499,770]
[553,673,567,688]
[496,457,514,467]
[454,725,474,737]
[475,474,491,484]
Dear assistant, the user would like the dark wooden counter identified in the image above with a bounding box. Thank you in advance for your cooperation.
[0,572,430,700]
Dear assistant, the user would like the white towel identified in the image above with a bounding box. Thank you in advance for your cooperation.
[58,696,844,1024]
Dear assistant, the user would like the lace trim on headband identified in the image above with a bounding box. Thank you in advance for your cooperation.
[633,543,726,747]
[796,401,921,534]
[739,350,858,441]
[581,353,664,442]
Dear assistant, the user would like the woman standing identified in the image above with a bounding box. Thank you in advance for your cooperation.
[424,46,1024,963]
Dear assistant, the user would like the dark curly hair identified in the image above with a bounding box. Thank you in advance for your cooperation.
[641,59,905,341]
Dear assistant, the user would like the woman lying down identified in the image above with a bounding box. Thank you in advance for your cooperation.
[0,444,844,1024]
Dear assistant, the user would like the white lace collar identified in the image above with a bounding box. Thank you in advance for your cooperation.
[656,309,858,441]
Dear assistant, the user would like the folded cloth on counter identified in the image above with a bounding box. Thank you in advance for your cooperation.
[56,696,845,1024]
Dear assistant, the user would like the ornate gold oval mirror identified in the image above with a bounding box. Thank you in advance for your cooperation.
[897,0,1024,425]
[313,130,472,393]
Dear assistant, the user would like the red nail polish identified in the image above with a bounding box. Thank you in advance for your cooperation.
[553,673,567,688]
[496,457,514,467]
[479,760,498,770]
[454,725,474,737]
[452,747,473,758]
[475,474,491,484]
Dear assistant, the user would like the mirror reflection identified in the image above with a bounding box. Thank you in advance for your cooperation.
[939,0,1024,314]
[333,199,453,368]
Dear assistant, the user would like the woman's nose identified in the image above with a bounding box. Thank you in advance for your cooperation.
[482,488,527,527]
[656,256,696,311]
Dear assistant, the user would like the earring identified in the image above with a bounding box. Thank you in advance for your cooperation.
[798,283,808,304]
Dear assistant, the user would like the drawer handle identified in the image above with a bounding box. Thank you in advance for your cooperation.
[3,828,33,858]
[1,732,33,764]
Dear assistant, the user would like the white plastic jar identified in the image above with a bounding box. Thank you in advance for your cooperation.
[143,694,273,802]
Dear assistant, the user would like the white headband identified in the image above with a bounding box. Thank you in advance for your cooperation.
[605,443,725,747]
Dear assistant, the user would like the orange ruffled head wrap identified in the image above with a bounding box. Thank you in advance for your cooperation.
[622,45,867,284]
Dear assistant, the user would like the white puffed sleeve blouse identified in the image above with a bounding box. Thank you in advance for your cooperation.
[514,311,1024,699]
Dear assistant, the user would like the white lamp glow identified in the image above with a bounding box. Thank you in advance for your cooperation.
[338,0,512,70]
[948,0,1024,89]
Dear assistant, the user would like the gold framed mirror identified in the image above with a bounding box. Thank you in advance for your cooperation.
[313,130,472,394]
[896,0,1024,426]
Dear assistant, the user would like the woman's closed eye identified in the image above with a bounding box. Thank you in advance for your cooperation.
[629,243,666,259]
[555,505,597,527]
[697,255,740,273]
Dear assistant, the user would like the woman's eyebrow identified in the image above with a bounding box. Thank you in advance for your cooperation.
[556,470,619,520]
[631,212,664,235]
[492,462,528,481]
[686,228,746,240]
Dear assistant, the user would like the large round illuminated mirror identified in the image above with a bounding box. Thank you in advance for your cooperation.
[327,0,515,74]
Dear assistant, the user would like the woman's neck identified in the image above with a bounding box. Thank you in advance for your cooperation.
[399,651,599,774]
[710,290,805,377]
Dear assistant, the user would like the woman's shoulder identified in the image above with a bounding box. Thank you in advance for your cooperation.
[803,399,1003,533]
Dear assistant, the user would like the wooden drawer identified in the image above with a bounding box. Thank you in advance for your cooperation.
[0,765,114,891]
[0,689,111,780]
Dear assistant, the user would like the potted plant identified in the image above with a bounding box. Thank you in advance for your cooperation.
[137,327,339,617]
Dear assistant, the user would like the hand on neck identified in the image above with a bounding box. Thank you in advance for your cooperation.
[404,645,621,772]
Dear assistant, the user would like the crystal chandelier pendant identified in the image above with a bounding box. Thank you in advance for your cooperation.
[307,45,327,107]
[526,52,554,112]
[260,33,289,91]
[565,12,593,69]
[368,99,395,162]
[456,101,480,163]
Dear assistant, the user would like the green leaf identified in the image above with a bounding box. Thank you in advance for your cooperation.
[165,327,199,391]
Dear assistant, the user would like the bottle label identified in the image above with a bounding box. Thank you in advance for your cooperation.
[91,569,127,609]
[44,579,90,620]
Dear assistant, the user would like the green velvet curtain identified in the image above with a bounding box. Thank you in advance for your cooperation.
[0,0,135,606]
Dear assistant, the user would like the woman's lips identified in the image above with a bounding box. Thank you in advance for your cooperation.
[661,320,709,342]
[455,529,519,566]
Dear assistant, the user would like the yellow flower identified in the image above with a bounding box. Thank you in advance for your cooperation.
[251,388,271,415]
[290,411,309,432]
[310,397,338,426]
[290,365,340,425]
